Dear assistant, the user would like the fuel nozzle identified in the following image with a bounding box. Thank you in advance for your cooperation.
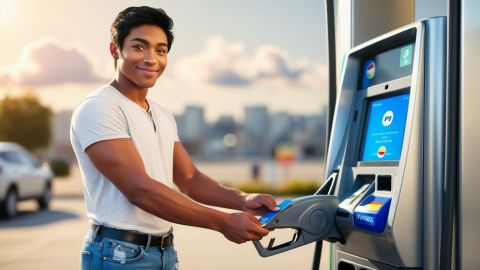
[253,195,342,257]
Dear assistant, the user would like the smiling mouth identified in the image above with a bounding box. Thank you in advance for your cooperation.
[137,67,160,73]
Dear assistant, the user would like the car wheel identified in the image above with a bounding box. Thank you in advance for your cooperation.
[37,181,52,209]
[1,188,18,218]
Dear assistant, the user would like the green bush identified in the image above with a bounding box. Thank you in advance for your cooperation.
[235,181,275,194]
[234,179,320,196]
[49,159,71,177]
[276,180,320,196]
[0,93,52,151]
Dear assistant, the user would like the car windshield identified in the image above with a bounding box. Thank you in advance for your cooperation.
[0,151,23,165]
[0,150,38,167]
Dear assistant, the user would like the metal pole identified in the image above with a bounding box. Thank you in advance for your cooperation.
[441,0,460,269]
[325,0,337,146]
[312,0,337,269]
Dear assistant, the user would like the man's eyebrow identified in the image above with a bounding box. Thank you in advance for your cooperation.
[129,37,168,47]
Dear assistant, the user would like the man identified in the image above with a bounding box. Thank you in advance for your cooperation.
[70,6,278,270]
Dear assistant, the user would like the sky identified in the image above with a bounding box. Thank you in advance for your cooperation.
[0,0,328,122]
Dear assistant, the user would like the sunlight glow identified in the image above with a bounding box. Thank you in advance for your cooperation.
[0,0,16,24]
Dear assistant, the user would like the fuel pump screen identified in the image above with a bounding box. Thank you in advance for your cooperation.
[360,93,410,161]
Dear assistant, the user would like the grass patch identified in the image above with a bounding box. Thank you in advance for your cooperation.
[233,179,320,196]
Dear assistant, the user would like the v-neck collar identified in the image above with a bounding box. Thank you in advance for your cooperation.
[108,84,152,114]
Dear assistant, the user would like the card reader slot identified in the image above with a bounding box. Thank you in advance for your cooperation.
[340,175,375,207]
[377,175,392,191]
[336,210,350,219]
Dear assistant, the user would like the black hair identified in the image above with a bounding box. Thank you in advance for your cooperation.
[111,6,174,52]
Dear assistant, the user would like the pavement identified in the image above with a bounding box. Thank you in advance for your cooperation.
[0,166,328,270]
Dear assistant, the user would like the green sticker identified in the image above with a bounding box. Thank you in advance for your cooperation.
[400,45,413,67]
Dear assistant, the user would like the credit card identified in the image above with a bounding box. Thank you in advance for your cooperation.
[259,199,293,225]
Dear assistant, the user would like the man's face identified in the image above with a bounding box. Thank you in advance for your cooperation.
[113,24,168,89]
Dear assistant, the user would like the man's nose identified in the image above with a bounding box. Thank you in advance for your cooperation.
[144,50,157,64]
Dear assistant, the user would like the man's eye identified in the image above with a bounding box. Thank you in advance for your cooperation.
[156,49,167,55]
[132,45,144,50]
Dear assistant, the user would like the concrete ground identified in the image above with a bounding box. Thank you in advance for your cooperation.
[0,166,329,270]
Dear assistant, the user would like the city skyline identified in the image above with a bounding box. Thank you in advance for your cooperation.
[49,103,326,161]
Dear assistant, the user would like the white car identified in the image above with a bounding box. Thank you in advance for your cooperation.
[0,142,53,218]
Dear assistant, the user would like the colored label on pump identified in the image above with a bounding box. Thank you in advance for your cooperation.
[377,146,387,158]
[353,195,391,233]
[366,62,375,78]
[382,110,394,126]
[361,60,376,89]
[259,199,293,225]
[400,45,413,67]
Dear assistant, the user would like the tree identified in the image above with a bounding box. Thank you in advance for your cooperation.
[0,92,52,151]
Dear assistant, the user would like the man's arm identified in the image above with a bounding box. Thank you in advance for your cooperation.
[85,138,269,244]
[173,142,279,215]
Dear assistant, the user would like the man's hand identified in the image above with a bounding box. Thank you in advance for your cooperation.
[219,212,270,244]
[242,193,280,216]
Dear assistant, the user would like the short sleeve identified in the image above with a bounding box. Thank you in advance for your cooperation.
[168,110,180,142]
[71,97,130,151]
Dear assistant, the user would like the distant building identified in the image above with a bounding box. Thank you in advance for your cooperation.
[303,113,326,158]
[291,115,308,144]
[244,106,269,156]
[269,111,293,147]
[181,105,205,142]
[209,115,236,139]
[179,105,206,156]
[173,114,184,137]
[204,115,237,159]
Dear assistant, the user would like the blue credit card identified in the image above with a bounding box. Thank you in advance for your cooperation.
[259,199,293,225]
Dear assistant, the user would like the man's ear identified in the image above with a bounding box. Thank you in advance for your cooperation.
[109,42,119,59]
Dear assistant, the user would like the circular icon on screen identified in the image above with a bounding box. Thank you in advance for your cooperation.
[366,61,375,79]
[377,146,387,158]
[382,110,394,126]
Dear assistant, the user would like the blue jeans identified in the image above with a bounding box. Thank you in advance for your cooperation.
[80,226,179,270]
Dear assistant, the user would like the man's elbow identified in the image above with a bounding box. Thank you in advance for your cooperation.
[176,170,202,197]
[126,188,144,206]
[122,178,152,207]
[176,181,190,195]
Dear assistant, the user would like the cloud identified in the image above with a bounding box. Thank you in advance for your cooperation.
[251,45,302,80]
[172,36,250,86]
[0,38,106,87]
[172,36,326,89]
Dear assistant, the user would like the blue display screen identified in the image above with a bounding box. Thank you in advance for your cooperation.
[360,93,410,161]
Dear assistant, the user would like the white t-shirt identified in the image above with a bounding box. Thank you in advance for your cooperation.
[70,84,179,234]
